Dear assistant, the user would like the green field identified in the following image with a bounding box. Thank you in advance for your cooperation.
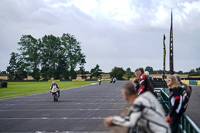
[0,81,97,99]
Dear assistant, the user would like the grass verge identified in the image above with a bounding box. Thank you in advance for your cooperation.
[0,81,97,99]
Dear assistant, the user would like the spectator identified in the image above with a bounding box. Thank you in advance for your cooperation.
[139,67,144,74]
[104,82,171,133]
[145,71,154,88]
[145,71,157,97]
[135,68,153,95]
[175,74,192,112]
[132,78,140,92]
[175,74,192,97]
[166,75,183,133]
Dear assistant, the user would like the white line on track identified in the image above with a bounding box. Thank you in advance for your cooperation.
[0,117,105,120]
[35,131,109,133]
[0,103,126,106]
[0,109,122,111]
[0,98,124,101]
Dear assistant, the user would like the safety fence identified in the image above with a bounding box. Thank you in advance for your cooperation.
[157,88,200,133]
[153,79,200,88]
[181,80,200,85]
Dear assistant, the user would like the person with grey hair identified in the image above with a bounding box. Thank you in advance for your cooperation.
[104,82,171,133]
[145,71,154,87]
[145,71,157,97]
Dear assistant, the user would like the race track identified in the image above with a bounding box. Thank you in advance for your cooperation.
[0,81,127,133]
[1,82,199,133]
[186,85,200,128]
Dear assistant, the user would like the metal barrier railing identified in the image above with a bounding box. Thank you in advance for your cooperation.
[159,88,200,133]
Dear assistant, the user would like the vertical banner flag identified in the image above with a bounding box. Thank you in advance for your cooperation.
[169,10,174,74]
[163,34,166,80]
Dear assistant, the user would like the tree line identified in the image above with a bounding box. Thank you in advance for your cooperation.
[145,66,200,76]
[3,33,200,80]
[6,33,85,80]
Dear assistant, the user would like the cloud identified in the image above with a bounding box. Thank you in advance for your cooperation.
[0,0,200,73]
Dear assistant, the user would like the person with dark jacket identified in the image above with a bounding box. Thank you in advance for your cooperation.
[145,71,157,97]
[135,68,153,95]
[132,78,140,92]
[175,74,192,112]
[166,75,183,133]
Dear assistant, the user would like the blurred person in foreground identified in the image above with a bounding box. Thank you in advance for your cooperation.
[104,82,171,133]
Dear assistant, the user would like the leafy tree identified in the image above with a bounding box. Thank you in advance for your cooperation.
[189,69,195,73]
[6,52,27,80]
[90,64,102,79]
[40,35,61,79]
[176,71,183,74]
[7,52,17,80]
[196,67,200,73]
[0,71,7,74]
[188,69,198,76]
[79,58,87,79]
[18,35,40,80]
[124,68,133,80]
[7,33,86,80]
[61,33,85,79]
[110,67,125,80]
[145,66,153,74]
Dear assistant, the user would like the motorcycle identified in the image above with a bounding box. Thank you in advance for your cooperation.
[50,86,59,102]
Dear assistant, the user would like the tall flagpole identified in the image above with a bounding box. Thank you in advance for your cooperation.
[163,34,166,80]
[169,10,174,74]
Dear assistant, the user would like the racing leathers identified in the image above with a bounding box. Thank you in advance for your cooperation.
[112,91,171,133]
[50,83,60,97]
[137,74,153,95]
[169,87,183,133]
[169,87,183,117]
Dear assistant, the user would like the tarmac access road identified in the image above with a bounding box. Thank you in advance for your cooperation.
[0,81,128,133]
[1,82,199,133]
[186,85,200,128]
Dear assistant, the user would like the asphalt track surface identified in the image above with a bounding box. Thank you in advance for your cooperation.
[0,81,127,133]
[186,85,200,128]
[1,82,200,133]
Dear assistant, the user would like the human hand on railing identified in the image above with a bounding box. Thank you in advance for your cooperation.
[104,116,113,126]
[166,115,171,124]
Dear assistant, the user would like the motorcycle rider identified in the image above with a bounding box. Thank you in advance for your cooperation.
[113,77,116,83]
[50,81,60,97]
[98,77,101,85]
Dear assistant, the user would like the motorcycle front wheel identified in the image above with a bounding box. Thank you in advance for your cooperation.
[53,94,58,102]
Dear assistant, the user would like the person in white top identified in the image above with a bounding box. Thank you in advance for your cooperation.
[98,78,101,85]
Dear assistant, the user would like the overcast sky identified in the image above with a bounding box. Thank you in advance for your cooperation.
[0,0,200,73]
